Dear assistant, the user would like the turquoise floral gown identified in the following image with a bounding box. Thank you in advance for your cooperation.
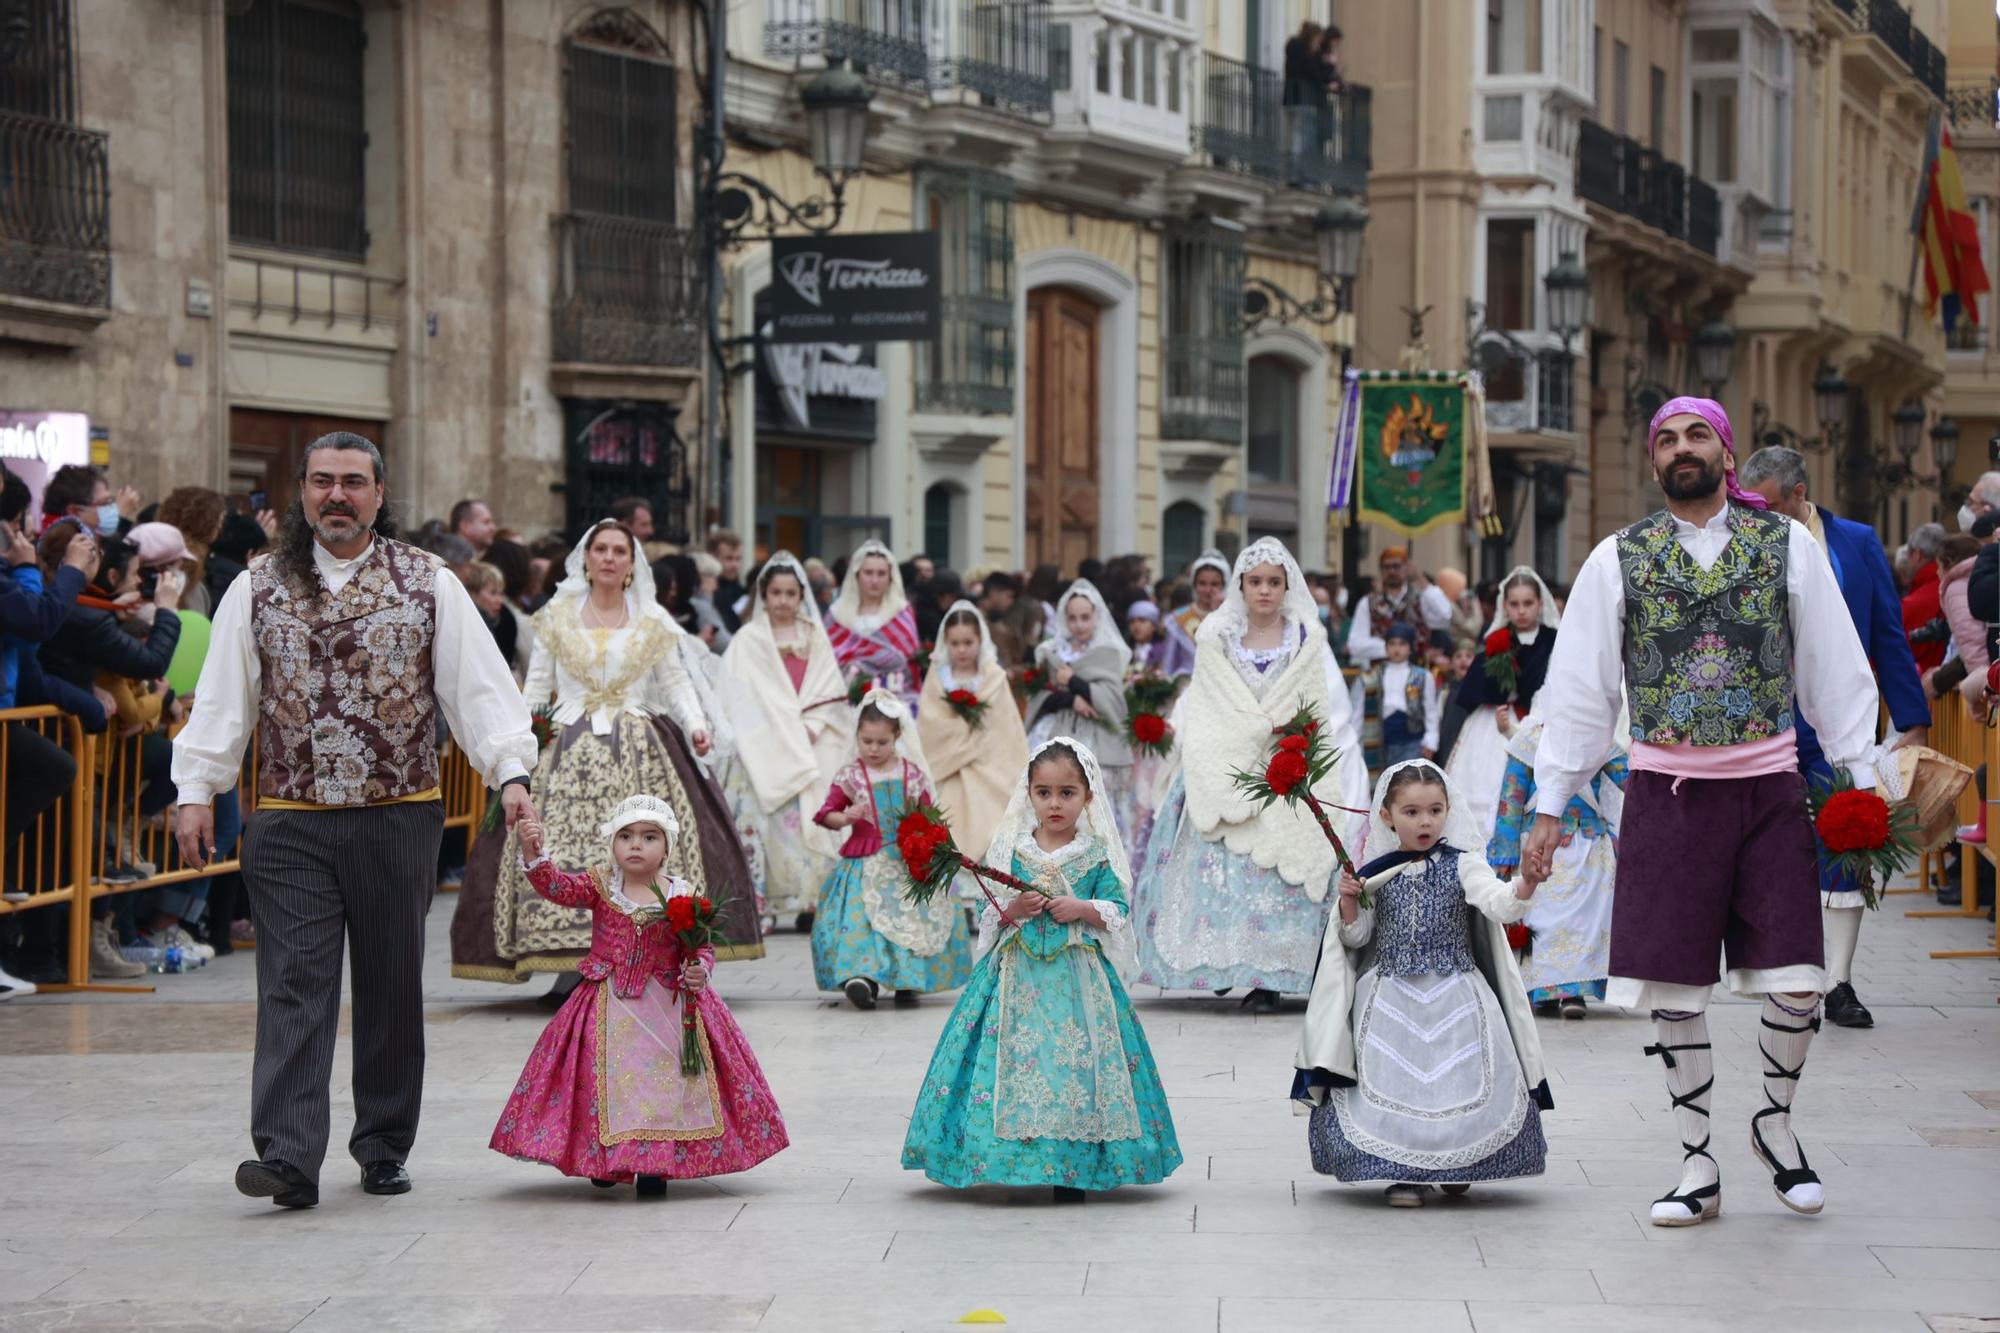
[810,760,973,995]
[901,833,1183,1190]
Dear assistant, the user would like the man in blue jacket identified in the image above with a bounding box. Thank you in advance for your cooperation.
[1742,447,1931,1028]
[1,463,108,992]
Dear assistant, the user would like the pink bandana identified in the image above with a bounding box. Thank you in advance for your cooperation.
[1647,396,1768,511]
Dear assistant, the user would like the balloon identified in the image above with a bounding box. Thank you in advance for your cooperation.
[165,610,212,697]
[1434,567,1467,603]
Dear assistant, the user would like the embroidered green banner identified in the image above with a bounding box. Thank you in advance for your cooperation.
[1352,377,1468,537]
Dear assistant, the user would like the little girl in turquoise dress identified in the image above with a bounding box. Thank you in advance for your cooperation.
[902,736,1183,1200]
[811,688,973,1010]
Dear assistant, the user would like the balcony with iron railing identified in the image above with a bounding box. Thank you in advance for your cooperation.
[766,0,930,86]
[1195,52,1281,180]
[1578,119,1724,257]
[929,0,1054,116]
[551,212,704,369]
[1852,0,1945,100]
[1688,177,1720,258]
[0,110,110,312]
[1287,84,1370,196]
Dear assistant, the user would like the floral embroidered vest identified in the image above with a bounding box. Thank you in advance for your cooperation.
[250,537,441,805]
[1614,506,1794,747]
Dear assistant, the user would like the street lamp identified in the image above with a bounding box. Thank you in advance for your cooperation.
[1931,415,1960,476]
[712,62,874,245]
[1892,401,1927,461]
[1692,321,1737,395]
[1243,199,1368,328]
[1812,362,1850,436]
[1543,251,1591,349]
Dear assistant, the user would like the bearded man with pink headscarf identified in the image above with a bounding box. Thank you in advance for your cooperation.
[1521,397,1880,1229]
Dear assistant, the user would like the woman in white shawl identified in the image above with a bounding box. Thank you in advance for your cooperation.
[1292,759,1549,1207]
[717,553,855,931]
[1132,537,1369,1013]
[1024,580,1135,828]
[916,600,1031,866]
[450,519,763,985]
[1446,566,1561,850]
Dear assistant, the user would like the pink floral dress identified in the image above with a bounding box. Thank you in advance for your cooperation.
[490,860,789,1181]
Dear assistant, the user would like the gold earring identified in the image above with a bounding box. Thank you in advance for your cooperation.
[623,574,633,588]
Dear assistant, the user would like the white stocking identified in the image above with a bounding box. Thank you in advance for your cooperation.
[1753,994,1825,1213]
[1822,905,1863,986]
[1645,1010,1718,1223]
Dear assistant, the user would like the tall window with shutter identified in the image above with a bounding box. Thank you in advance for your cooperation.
[226,0,368,258]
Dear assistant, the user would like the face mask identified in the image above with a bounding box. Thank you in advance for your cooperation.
[1316,606,1332,624]
[1960,504,1979,533]
[94,503,120,537]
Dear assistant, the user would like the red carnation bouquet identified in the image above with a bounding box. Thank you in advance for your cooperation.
[895,803,1038,923]
[1011,663,1049,701]
[944,686,988,730]
[1807,769,1919,910]
[1504,921,1534,954]
[1481,627,1519,698]
[646,883,726,1075]
[1228,704,1367,904]
[1123,673,1177,758]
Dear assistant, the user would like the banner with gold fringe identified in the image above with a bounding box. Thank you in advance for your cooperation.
[1329,370,1498,537]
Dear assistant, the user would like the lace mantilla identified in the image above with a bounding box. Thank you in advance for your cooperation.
[1224,621,1304,696]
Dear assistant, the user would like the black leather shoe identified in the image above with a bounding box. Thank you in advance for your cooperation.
[635,1174,666,1199]
[1823,982,1873,1029]
[361,1160,412,1195]
[236,1158,317,1209]
[1242,988,1280,1014]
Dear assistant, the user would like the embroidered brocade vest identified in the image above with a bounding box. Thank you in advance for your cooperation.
[1615,506,1794,747]
[1373,850,1478,978]
[250,537,441,805]
[1369,585,1418,641]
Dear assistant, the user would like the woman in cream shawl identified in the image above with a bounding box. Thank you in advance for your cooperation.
[1131,538,1369,1012]
[450,519,762,984]
[717,553,855,930]
[1024,580,1135,829]
[917,600,1030,864]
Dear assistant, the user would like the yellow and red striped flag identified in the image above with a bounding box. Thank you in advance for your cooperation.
[1912,116,1991,332]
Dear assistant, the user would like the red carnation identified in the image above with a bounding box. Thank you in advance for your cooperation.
[1304,721,1320,737]
[1505,922,1531,951]
[1133,713,1168,745]
[1816,789,1892,854]
[1265,749,1310,796]
[948,689,979,706]
[664,896,698,933]
[1485,628,1512,658]
[1279,733,1309,753]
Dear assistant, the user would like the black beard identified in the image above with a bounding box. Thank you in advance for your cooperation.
[1660,458,1723,502]
[273,498,399,589]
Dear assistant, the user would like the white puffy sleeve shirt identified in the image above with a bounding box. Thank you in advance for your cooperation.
[1531,508,1880,818]
[171,541,538,806]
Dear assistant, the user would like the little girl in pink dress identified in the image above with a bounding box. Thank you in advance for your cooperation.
[491,794,788,1196]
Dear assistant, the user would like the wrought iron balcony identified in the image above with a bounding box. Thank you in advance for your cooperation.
[930,0,1053,116]
[1863,0,1912,71]
[1578,119,1718,253]
[551,212,703,369]
[1195,52,1281,179]
[0,110,110,309]
[766,0,930,87]
[1287,83,1371,196]
[1637,148,1685,240]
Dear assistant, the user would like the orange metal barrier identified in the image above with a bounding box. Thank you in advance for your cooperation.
[2,710,487,991]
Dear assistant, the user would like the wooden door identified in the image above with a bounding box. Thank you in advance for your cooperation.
[1024,287,1100,571]
[228,408,388,515]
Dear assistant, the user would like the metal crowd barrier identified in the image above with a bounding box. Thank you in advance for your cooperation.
[1,707,488,994]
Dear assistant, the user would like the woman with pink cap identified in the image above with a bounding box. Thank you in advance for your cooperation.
[1522,397,1880,1228]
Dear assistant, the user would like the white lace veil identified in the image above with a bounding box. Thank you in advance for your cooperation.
[1197,535,1320,645]
[976,735,1137,976]
[937,598,999,678]
[1359,758,1492,871]
[854,684,933,783]
[830,539,909,627]
[1051,579,1133,672]
[549,519,659,617]
[1485,564,1561,636]
[1188,549,1231,584]
[747,550,824,629]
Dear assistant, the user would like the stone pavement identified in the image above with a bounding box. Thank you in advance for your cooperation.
[1,888,1997,1333]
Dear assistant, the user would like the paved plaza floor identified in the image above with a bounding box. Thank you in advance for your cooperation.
[2,886,1998,1333]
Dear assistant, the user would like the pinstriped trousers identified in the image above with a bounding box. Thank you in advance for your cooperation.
[242,801,444,1183]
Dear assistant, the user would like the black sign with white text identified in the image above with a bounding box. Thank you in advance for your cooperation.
[765,232,941,344]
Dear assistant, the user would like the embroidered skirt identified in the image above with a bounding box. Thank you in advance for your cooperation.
[811,853,973,994]
[491,979,788,1180]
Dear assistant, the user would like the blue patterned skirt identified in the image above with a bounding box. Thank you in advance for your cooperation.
[811,856,972,994]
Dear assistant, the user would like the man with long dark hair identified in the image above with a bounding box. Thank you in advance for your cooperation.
[173,432,539,1209]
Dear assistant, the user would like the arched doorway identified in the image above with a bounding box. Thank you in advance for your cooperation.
[1024,286,1101,570]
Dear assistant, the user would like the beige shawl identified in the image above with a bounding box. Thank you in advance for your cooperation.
[918,661,1029,863]
[719,615,852,855]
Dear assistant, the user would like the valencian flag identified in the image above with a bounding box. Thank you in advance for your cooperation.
[1912,114,1990,333]
[1329,370,1500,538]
